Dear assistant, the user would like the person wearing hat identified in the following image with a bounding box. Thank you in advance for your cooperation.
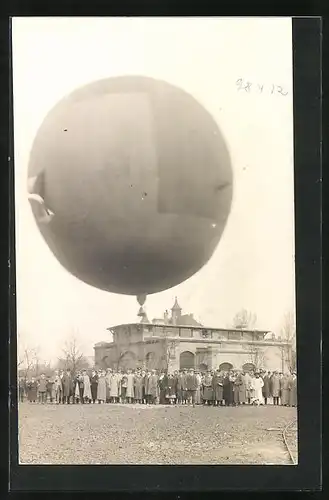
[38,373,48,404]
[186,368,198,406]
[109,369,120,403]
[18,376,26,403]
[194,370,202,405]
[105,368,112,403]
[242,369,252,404]
[27,376,38,403]
[78,370,85,403]
[234,370,247,406]
[202,370,213,405]
[120,370,128,404]
[262,370,271,405]
[176,370,184,404]
[158,369,167,405]
[53,370,63,404]
[289,371,297,407]
[62,368,73,404]
[97,369,107,403]
[270,370,280,405]
[280,372,291,406]
[212,369,224,406]
[82,369,92,403]
[223,370,233,406]
[126,368,134,404]
[133,368,143,403]
[73,371,82,403]
[146,369,159,404]
[90,368,99,404]
[250,371,264,405]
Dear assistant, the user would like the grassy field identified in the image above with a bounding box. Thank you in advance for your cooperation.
[18,402,297,465]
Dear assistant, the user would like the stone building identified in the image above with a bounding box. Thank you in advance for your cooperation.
[94,298,292,373]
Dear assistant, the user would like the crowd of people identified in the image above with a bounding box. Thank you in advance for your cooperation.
[19,367,297,407]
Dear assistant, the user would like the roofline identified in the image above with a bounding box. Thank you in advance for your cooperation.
[107,323,271,334]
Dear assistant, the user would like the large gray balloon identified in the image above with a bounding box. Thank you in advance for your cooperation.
[28,76,233,296]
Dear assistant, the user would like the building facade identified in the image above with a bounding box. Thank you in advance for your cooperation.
[94,299,292,373]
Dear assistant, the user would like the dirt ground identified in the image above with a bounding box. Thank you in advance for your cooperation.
[18,402,298,465]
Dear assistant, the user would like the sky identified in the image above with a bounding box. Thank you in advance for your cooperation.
[12,17,295,364]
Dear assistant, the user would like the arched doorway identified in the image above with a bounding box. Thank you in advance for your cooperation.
[219,362,233,371]
[118,351,136,370]
[180,351,195,370]
[145,352,156,370]
[242,363,255,372]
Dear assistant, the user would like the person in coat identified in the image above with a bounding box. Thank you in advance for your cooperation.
[242,371,252,404]
[195,370,202,405]
[176,371,184,404]
[289,372,297,407]
[133,369,143,403]
[167,373,177,404]
[202,370,214,405]
[120,371,128,403]
[18,377,26,402]
[158,370,168,404]
[251,372,264,405]
[223,371,233,406]
[82,370,92,403]
[90,369,98,403]
[182,369,189,404]
[62,368,73,404]
[262,371,271,404]
[185,368,198,406]
[38,373,48,404]
[141,370,148,404]
[53,370,62,404]
[270,371,281,405]
[232,371,240,406]
[46,375,55,403]
[234,371,247,405]
[108,370,119,402]
[280,373,291,406]
[212,369,224,406]
[97,369,107,403]
[77,371,85,404]
[27,377,38,402]
[126,369,135,403]
[105,368,112,402]
[146,369,159,404]
[74,372,81,403]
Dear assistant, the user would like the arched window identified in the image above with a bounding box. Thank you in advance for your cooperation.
[180,351,195,370]
[242,363,255,372]
[218,362,233,371]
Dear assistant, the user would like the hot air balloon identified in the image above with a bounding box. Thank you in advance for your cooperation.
[27,76,233,309]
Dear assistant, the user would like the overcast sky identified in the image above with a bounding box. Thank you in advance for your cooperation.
[12,17,295,364]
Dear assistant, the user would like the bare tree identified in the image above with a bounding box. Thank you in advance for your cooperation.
[18,346,40,381]
[279,311,296,371]
[232,309,257,329]
[248,344,267,370]
[57,334,89,374]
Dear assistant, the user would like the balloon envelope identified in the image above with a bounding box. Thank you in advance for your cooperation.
[28,76,233,295]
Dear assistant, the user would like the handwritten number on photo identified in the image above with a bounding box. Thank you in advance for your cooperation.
[236,79,288,96]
